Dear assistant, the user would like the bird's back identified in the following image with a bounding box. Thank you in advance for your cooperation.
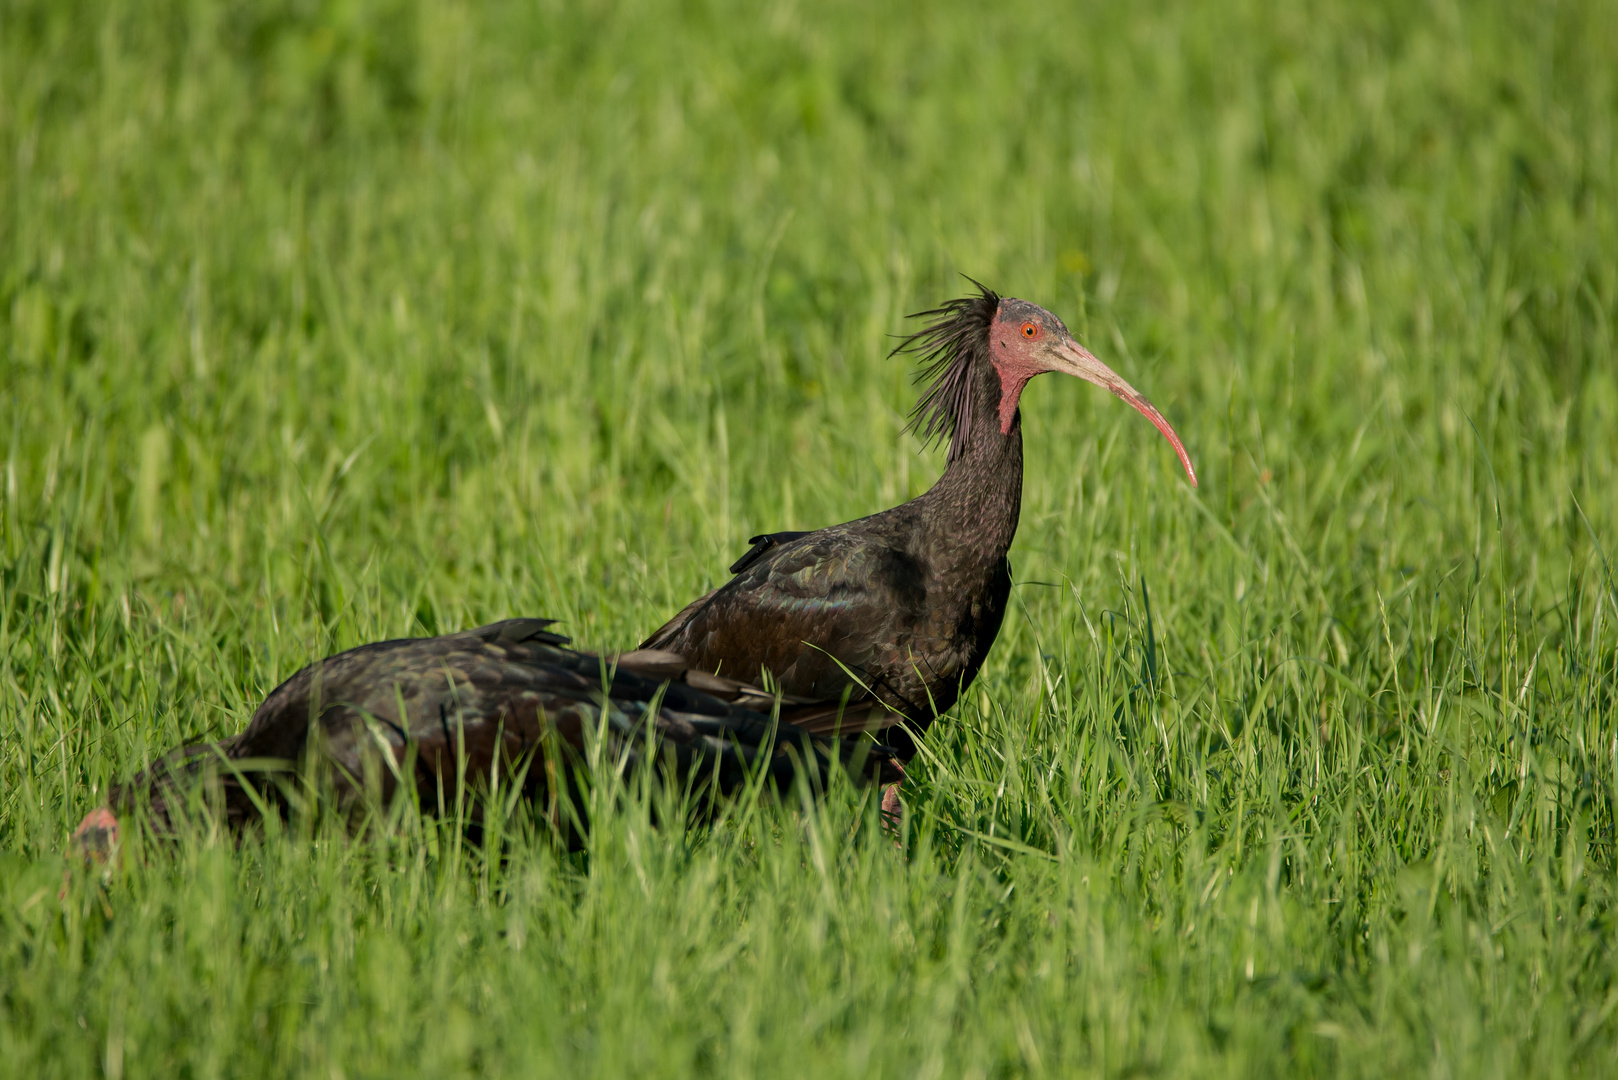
[641,504,1012,735]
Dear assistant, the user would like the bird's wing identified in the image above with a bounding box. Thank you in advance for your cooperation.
[638,530,925,732]
[636,530,814,651]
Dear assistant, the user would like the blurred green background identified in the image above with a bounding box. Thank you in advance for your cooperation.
[3,0,1616,1075]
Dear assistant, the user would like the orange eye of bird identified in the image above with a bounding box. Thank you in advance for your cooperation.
[1021,323,1039,339]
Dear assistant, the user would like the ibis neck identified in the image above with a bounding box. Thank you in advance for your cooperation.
[918,367,1024,560]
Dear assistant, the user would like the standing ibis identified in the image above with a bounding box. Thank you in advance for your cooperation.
[74,619,900,851]
[641,282,1196,754]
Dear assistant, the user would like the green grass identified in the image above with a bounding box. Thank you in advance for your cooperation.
[3,0,1617,1074]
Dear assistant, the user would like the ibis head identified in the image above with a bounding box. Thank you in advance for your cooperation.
[986,297,1197,486]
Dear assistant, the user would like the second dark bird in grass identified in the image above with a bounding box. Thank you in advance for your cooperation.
[642,282,1197,751]
[73,619,900,853]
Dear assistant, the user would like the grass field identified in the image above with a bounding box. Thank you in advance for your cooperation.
[3,0,1618,1074]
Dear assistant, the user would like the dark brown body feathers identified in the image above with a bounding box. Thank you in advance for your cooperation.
[112,618,898,838]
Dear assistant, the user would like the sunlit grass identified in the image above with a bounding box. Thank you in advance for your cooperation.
[3,0,1616,1075]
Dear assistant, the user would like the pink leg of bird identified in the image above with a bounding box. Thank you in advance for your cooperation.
[879,760,906,839]
[62,808,121,900]
[72,807,121,863]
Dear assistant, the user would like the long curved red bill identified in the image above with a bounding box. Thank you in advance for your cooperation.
[1050,338,1198,487]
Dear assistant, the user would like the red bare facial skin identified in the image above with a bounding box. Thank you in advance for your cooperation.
[987,328,1047,433]
[989,302,1198,486]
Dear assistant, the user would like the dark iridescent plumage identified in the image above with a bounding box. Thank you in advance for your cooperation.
[95,618,898,842]
[642,284,1196,751]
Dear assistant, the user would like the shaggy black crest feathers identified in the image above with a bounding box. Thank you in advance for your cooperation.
[891,281,1000,462]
